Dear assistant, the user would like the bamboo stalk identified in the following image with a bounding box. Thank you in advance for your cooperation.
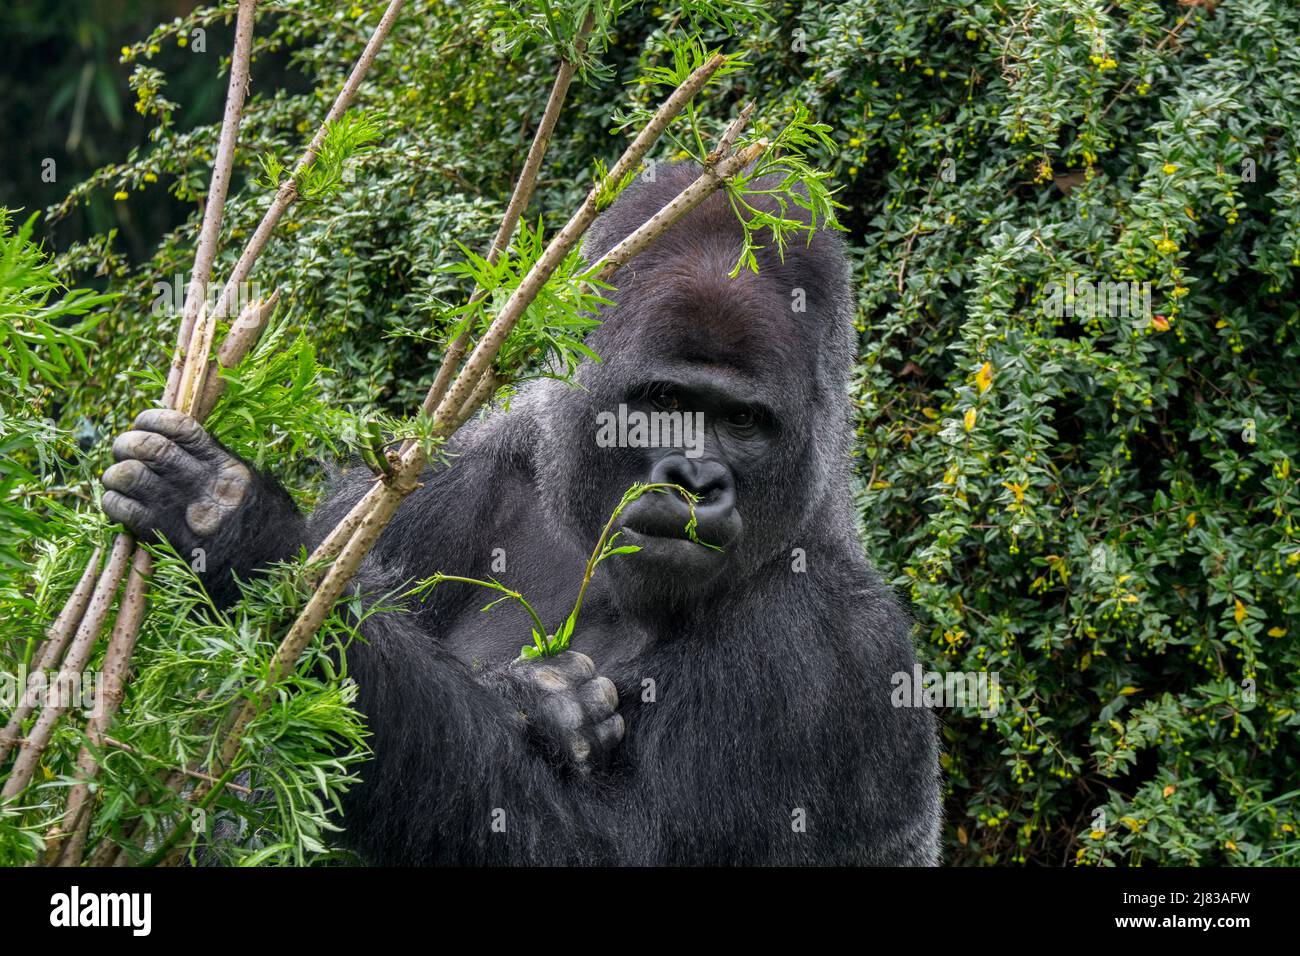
[192,293,280,421]
[430,53,727,428]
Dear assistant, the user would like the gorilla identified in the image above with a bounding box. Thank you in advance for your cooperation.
[102,163,941,865]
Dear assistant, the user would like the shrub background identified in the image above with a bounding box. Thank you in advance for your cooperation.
[3,0,1298,865]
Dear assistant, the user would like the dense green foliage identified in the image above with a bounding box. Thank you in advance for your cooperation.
[2,0,1298,865]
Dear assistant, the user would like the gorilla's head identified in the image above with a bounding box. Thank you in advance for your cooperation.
[530,163,856,608]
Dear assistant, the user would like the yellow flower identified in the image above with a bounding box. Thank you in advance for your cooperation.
[963,408,977,432]
[975,361,994,394]
[143,172,157,183]
[1162,163,1178,175]
[966,29,978,41]
[1234,599,1247,625]
[113,190,128,201]
[1268,627,1286,638]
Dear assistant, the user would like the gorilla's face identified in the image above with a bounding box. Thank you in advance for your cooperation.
[531,163,852,609]
[538,269,825,605]
[607,366,774,582]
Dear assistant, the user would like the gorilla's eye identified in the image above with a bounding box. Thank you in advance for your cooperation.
[726,409,757,430]
[650,387,681,412]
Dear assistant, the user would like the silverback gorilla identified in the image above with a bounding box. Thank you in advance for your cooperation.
[102,163,941,865]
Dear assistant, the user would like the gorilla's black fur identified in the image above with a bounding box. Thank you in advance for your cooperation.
[103,163,941,865]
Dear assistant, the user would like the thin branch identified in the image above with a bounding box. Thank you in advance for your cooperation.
[207,0,408,325]
[594,140,767,283]
[416,33,586,427]
[706,100,755,164]
[432,53,727,433]
[193,292,280,421]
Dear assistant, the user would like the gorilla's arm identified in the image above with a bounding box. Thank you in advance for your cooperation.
[305,468,624,864]
[104,410,624,863]
[332,575,621,864]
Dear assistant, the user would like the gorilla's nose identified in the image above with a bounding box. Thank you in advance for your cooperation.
[649,455,736,519]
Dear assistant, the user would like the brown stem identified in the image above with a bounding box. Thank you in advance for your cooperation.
[192,292,280,421]
[0,546,102,767]
[431,53,726,429]
[162,0,259,407]
[1,534,133,800]
[448,137,768,419]
[413,34,586,438]
[593,140,767,283]
[49,546,153,865]
[207,0,408,324]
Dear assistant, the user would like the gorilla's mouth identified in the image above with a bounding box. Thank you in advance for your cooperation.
[616,496,741,576]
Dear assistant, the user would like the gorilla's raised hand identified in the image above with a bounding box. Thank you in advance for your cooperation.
[101,409,305,606]
[489,651,624,776]
[103,409,252,549]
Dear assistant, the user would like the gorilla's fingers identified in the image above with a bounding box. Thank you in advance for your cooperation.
[525,664,571,695]
[102,490,155,537]
[131,409,224,462]
[539,693,584,733]
[580,676,618,715]
[102,459,166,500]
[550,651,596,683]
[593,714,625,750]
[111,430,207,486]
